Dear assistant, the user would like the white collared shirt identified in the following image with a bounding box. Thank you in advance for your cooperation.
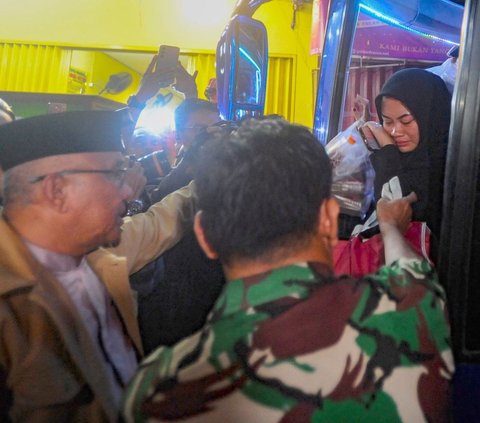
[26,241,138,406]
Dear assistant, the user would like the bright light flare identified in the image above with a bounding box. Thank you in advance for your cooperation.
[179,0,233,28]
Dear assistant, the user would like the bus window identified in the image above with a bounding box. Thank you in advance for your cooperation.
[313,0,359,145]
[343,9,456,130]
[313,0,462,145]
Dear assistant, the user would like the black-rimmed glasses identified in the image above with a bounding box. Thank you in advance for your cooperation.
[29,168,128,187]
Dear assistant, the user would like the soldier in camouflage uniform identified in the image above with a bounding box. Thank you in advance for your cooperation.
[123,118,453,422]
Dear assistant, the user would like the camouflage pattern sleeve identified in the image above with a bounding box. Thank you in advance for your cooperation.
[122,258,453,423]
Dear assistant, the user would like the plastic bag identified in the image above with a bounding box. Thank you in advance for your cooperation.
[333,177,432,277]
[325,120,375,218]
[427,58,457,94]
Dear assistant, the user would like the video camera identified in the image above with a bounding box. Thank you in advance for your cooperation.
[136,149,172,185]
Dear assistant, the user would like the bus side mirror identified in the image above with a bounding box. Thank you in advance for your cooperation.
[216,15,268,121]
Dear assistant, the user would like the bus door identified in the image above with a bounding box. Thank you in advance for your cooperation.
[316,0,480,420]
[313,0,462,144]
[438,0,480,420]
[216,1,480,417]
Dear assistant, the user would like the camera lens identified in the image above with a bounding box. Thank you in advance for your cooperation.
[137,149,172,184]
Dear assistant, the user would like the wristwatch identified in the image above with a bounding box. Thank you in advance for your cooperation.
[127,95,146,110]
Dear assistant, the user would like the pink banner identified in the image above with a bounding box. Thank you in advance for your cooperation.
[352,12,452,61]
[310,0,329,55]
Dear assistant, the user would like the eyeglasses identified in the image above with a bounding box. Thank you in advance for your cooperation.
[30,168,128,187]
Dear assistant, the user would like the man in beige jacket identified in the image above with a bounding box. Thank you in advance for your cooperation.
[0,110,194,422]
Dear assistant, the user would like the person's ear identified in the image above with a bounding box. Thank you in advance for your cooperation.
[40,174,68,212]
[318,197,340,247]
[193,211,219,259]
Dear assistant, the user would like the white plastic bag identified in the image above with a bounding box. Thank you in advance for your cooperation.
[325,121,375,218]
[427,58,457,94]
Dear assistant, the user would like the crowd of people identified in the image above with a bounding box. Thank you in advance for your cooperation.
[0,52,455,423]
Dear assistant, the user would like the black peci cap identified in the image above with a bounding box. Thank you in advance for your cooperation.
[0,110,124,171]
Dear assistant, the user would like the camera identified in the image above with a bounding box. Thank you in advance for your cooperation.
[136,149,172,185]
[125,149,172,216]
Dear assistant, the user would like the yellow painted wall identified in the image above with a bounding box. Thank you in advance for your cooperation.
[0,0,318,127]
[0,0,239,50]
[0,45,141,100]
[0,44,70,92]
[255,1,317,126]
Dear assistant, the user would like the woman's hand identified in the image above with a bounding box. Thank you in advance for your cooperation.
[362,121,395,148]
[353,94,371,122]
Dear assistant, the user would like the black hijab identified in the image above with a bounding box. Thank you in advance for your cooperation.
[374,68,452,237]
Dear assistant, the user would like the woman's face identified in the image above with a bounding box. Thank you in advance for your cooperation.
[381,97,420,153]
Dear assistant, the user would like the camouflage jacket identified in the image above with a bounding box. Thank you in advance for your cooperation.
[123,258,454,422]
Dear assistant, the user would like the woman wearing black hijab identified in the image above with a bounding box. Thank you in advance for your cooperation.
[362,68,452,242]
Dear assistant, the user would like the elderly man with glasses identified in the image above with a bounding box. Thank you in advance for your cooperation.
[0,110,194,422]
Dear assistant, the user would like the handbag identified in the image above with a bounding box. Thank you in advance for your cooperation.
[333,176,431,277]
[333,221,431,277]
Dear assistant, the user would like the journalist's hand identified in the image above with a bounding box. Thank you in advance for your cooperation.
[174,63,198,98]
[135,55,176,104]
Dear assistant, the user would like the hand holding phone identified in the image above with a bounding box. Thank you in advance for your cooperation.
[133,46,181,105]
[358,125,381,151]
[156,45,180,85]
